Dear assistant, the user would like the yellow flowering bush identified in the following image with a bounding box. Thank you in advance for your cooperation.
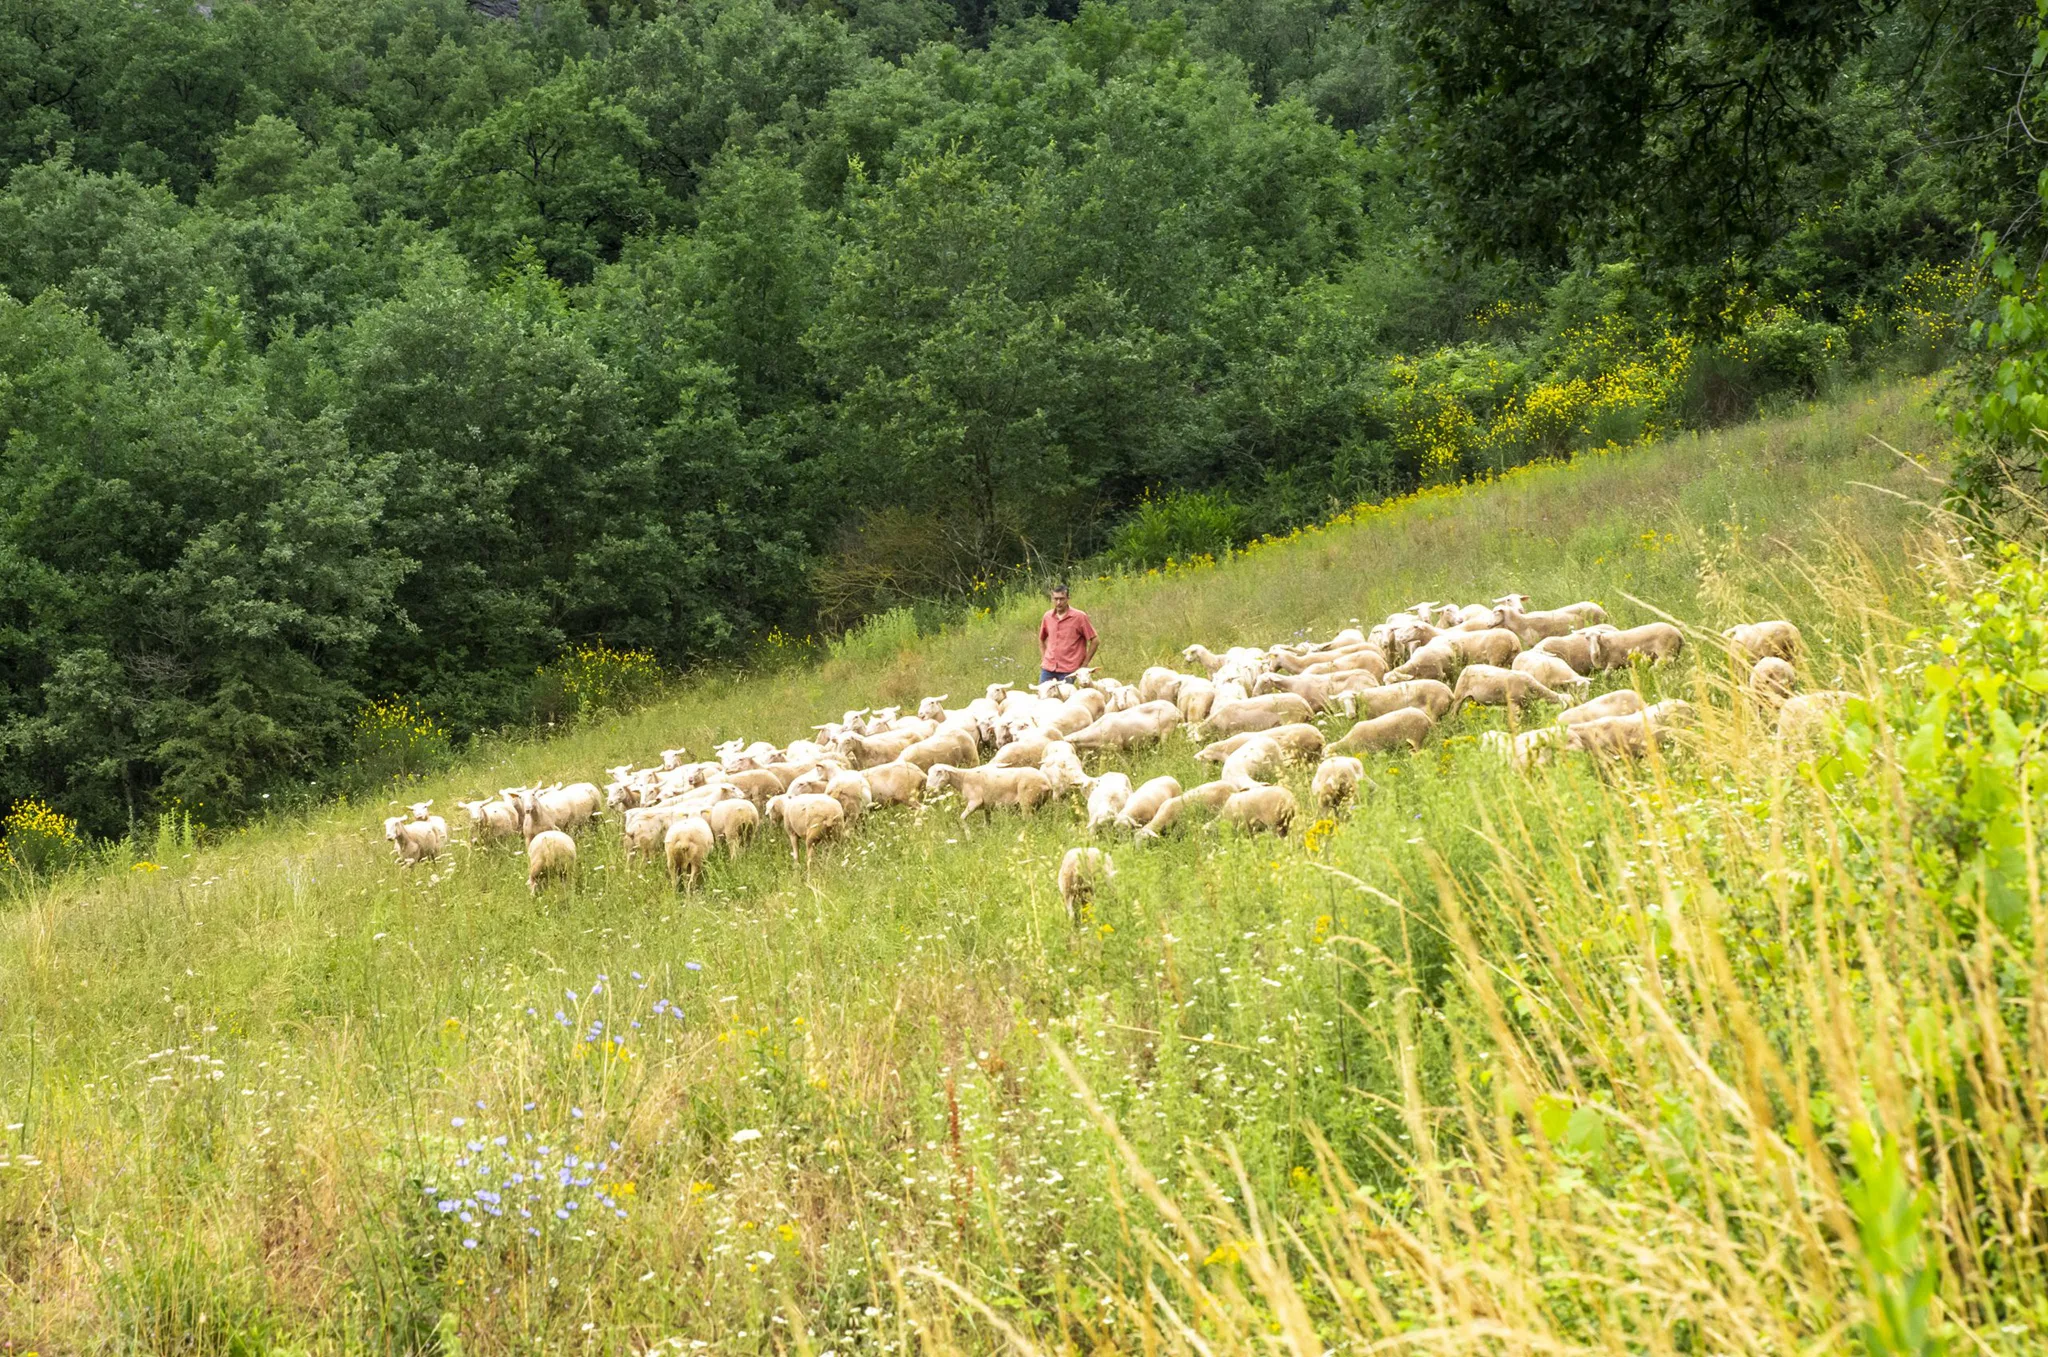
[1,797,85,875]
[343,696,452,790]
[537,642,663,721]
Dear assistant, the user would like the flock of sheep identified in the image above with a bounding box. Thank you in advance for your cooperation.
[382,594,1852,916]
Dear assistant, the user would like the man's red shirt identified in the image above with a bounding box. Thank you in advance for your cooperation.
[1039,607,1096,673]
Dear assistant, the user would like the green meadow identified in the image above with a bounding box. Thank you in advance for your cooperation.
[16,384,2038,1355]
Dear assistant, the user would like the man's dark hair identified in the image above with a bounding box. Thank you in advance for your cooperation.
[1051,581,1070,594]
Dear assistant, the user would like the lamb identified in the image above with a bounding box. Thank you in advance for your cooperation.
[384,814,449,867]
[1723,620,1803,664]
[1085,772,1133,833]
[900,726,979,771]
[1178,779,1243,814]
[663,815,716,890]
[1482,726,1564,770]
[1749,656,1796,707]
[1531,626,1618,675]
[923,764,1054,825]
[1182,644,1228,674]
[1329,708,1436,754]
[1219,784,1298,837]
[1175,677,1218,723]
[1557,689,1648,727]
[766,793,846,865]
[1068,703,1182,753]
[1565,712,1659,759]
[1254,670,1381,710]
[1039,742,1089,795]
[1194,692,1315,739]
[1302,647,1388,681]
[526,829,577,896]
[724,768,786,806]
[456,797,522,843]
[860,760,926,807]
[1132,795,1186,840]
[917,695,951,722]
[1449,665,1568,714]
[1510,649,1591,694]
[1778,690,1860,745]
[1588,623,1685,669]
[824,768,874,823]
[1115,776,1183,832]
[1057,847,1117,921]
[1352,680,1456,722]
[988,733,1054,769]
[1312,756,1364,809]
[705,798,759,860]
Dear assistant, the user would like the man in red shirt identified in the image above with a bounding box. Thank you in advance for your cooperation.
[1038,583,1098,683]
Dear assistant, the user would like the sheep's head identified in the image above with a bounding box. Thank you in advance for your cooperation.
[765,795,786,825]
[923,765,955,795]
[383,816,405,840]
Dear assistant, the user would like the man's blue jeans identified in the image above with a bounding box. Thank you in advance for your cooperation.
[1039,668,1075,683]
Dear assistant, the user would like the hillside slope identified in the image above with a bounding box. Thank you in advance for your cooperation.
[2,387,1956,1350]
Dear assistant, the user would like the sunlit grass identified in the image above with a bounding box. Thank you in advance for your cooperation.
[0,384,1958,1351]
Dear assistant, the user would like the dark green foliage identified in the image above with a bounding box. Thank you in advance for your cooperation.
[0,0,2005,834]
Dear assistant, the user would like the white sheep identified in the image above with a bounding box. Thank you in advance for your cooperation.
[1085,773,1134,833]
[923,765,1053,825]
[766,793,846,865]
[860,761,926,807]
[1778,690,1860,745]
[1193,692,1315,740]
[1723,620,1803,664]
[1328,708,1435,754]
[1351,680,1455,722]
[1531,626,1618,675]
[1589,623,1684,670]
[1749,656,1796,706]
[1057,847,1116,921]
[383,814,449,867]
[1219,785,1298,837]
[1510,650,1591,694]
[1068,703,1182,753]
[706,798,759,860]
[1448,665,1568,714]
[1114,776,1183,833]
[1557,689,1648,727]
[663,815,715,890]
[526,830,577,896]
[1220,736,1286,788]
[456,797,521,843]
[1312,756,1364,809]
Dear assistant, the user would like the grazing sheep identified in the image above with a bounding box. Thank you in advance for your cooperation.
[1176,677,1218,723]
[1085,773,1133,833]
[724,768,785,807]
[1483,726,1565,770]
[1565,712,1659,759]
[526,829,577,896]
[621,805,686,865]
[1182,644,1228,674]
[384,814,449,867]
[1115,776,1183,832]
[1039,742,1089,795]
[1511,650,1591,693]
[1531,627,1618,675]
[860,760,926,807]
[663,815,715,890]
[1068,703,1182,753]
[1254,670,1382,710]
[1138,666,1186,704]
[988,733,1053,769]
[823,769,874,824]
[1133,795,1185,840]
[1490,603,1581,647]
[1179,780,1242,814]
[1723,620,1803,664]
[1312,756,1364,809]
[1441,628,1523,667]
[1219,785,1298,837]
[705,798,759,860]
[1352,680,1456,722]
[1778,690,1860,745]
[1557,689,1649,727]
[900,726,979,771]
[1197,724,1324,765]
[1385,642,1456,683]
[456,797,522,843]
[766,793,846,865]
[836,729,920,769]
[1749,656,1796,707]
[1057,847,1117,921]
[1220,737,1286,788]
[923,765,1054,825]
[1329,707,1436,754]
[1589,623,1684,670]
[1195,692,1315,739]
[1449,665,1568,714]
[1303,647,1388,681]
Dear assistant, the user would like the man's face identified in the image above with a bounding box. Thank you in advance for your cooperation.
[1050,591,1069,614]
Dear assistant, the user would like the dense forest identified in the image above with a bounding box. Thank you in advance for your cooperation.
[0,0,2033,836]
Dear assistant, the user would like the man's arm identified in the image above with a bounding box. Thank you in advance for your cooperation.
[1083,618,1099,664]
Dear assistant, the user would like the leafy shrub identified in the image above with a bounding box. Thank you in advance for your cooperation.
[340,697,453,792]
[1,797,86,876]
[1107,491,1246,569]
[532,643,664,725]
[827,607,922,666]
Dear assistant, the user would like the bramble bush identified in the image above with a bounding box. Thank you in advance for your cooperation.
[1106,490,1246,569]
[339,697,453,794]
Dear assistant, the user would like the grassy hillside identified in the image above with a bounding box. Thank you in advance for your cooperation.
[0,385,1981,1352]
